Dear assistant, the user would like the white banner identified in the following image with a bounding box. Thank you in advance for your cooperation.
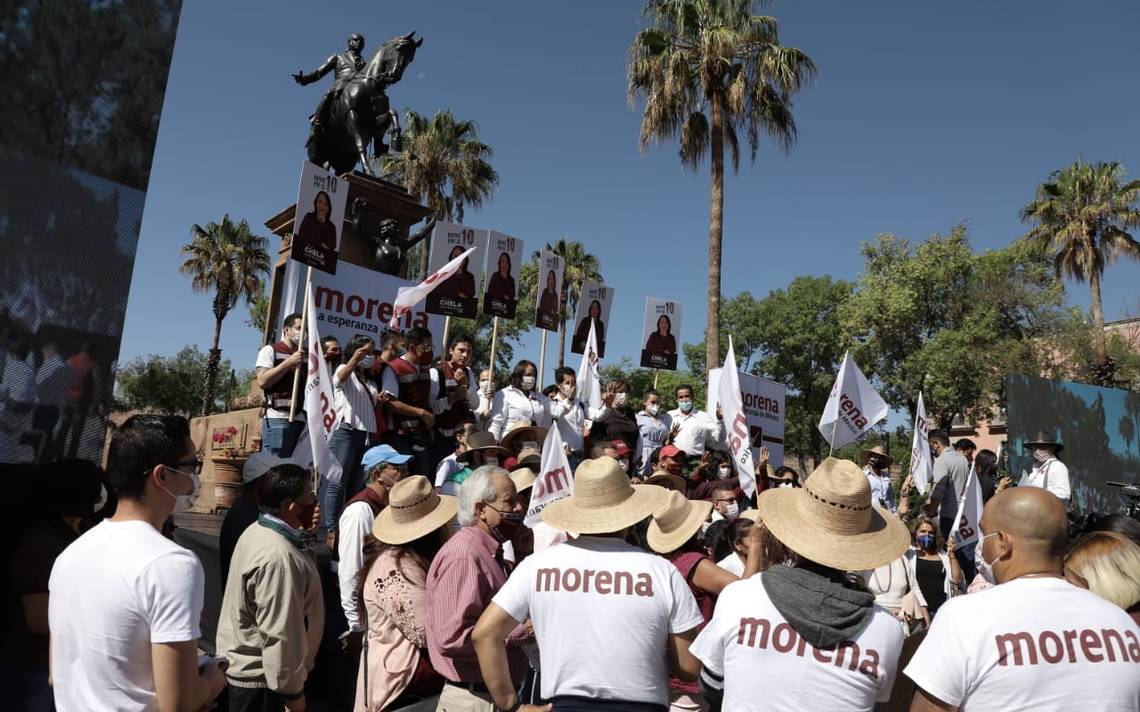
[302,282,344,485]
[389,246,477,330]
[525,425,574,527]
[909,391,933,493]
[717,338,757,497]
[707,369,786,471]
[950,464,984,550]
[817,351,888,450]
[576,320,603,411]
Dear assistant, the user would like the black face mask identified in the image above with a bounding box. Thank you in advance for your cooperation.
[487,505,524,543]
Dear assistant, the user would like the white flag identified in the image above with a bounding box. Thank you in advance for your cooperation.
[525,426,574,527]
[302,282,344,485]
[817,351,888,450]
[388,246,478,328]
[576,320,602,411]
[950,465,984,551]
[909,392,933,493]
[718,337,757,497]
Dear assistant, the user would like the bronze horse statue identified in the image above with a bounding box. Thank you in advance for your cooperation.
[306,31,422,175]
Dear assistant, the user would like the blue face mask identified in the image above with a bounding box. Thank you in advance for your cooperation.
[679,401,694,414]
[916,534,935,550]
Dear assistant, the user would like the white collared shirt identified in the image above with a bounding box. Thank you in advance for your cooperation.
[1018,458,1071,505]
[489,386,567,441]
[666,408,724,456]
[552,395,606,454]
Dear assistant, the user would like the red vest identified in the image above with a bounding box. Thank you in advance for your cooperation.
[434,361,474,434]
[264,341,306,412]
[388,356,431,434]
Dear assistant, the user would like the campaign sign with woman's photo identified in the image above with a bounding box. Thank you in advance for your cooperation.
[290,160,348,275]
[570,280,614,358]
[640,298,682,370]
[534,249,564,332]
[425,222,488,319]
[483,230,524,319]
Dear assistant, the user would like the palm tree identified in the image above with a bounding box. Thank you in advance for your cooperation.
[1021,160,1140,384]
[629,0,815,369]
[381,109,499,275]
[550,240,602,367]
[181,215,270,415]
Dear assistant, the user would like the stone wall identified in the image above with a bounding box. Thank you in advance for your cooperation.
[189,407,262,513]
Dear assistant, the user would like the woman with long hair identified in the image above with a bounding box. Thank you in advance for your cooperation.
[486,251,516,301]
[644,314,676,355]
[908,515,963,618]
[573,299,605,353]
[297,190,337,251]
[537,269,559,327]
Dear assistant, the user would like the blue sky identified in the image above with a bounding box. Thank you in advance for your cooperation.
[121,0,1140,381]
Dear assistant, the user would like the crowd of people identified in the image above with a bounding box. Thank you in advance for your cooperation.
[13,325,1140,711]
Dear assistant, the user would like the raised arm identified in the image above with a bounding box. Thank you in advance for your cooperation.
[293,54,338,85]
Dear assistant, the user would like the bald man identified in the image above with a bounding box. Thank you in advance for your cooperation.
[904,489,1140,712]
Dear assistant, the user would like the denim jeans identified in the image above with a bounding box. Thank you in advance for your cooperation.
[261,417,305,457]
[323,425,368,530]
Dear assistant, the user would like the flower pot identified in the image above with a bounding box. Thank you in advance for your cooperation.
[211,456,247,511]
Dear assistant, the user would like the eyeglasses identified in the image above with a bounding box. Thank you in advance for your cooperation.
[171,459,203,476]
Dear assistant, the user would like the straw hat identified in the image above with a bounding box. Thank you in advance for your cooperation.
[740,508,760,522]
[510,467,536,494]
[646,472,687,493]
[648,490,713,554]
[1023,430,1064,453]
[543,457,667,534]
[500,424,547,452]
[757,457,909,572]
[516,447,542,469]
[458,431,509,464]
[372,476,458,545]
[859,444,894,468]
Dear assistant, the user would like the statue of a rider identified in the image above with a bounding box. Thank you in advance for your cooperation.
[293,33,366,145]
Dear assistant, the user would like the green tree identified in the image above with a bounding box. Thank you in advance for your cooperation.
[115,346,253,417]
[180,215,270,416]
[246,282,269,334]
[1020,159,1140,385]
[629,0,815,370]
[599,358,701,412]
[516,239,603,369]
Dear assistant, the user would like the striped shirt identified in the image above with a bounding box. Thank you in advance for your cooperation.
[333,370,378,432]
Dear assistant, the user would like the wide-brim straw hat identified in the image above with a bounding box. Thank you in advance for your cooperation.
[543,456,667,534]
[1023,430,1064,453]
[757,457,909,572]
[510,467,536,493]
[859,444,894,468]
[372,475,458,545]
[516,447,542,469]
[500,424,547,451]
[458,431,510,464]
[646,472,687,493]
[648,490,713,554]
[740,508,760,522]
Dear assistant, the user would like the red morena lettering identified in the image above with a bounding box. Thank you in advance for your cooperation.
[536,567,653,597]
[742,392,780,415]
[735,617,881,679]
[995,628,1140,666]
[839,394,869,429]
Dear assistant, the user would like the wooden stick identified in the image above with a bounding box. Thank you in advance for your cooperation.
[539,329,548,390]
[488,317,499,378]
[288,265,313,422]
[441,315,451,352]
[653,369,660,390]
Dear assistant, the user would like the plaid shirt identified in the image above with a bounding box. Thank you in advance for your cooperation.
[425,525,528,684]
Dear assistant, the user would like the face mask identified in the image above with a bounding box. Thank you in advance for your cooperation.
[420,349,434,367]
[359,355,375,370]
[617,458,629,471]
[93,483,108,512]
[717,465,732,479]
[157,467,200,513]
[646,403,659,416]
[480,379,491,391]
[975,532,999,584]
[487,505,524,543]
[614,393,628,407]
[520,376,536,390]
[1032,448,1051,464]
[916,534,935,550]
[679,400,694,414]
[721,502,740,520]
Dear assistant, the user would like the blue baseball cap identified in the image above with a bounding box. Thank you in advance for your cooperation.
[362,444,412,470]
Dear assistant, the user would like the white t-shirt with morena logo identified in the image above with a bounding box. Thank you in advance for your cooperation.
[690,573,904,712]
[492,534,703,706]
[905,576,1140,711]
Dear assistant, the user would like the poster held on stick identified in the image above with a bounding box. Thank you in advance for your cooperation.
[539,330,548,390]
[484,231,524,319]
[534,250,564,332]
[570,280,614,358]
[640,298,682,370]
[389,246,478,330]
[288,265,314,422]
[424,222,487,319]
[290,161,347,275]
[817,350,888,453]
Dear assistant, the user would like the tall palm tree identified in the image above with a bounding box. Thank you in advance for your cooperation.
[1021,160,1140,384]
[181,215,270,415]
[629,0,815,368]
[381,109,499,275]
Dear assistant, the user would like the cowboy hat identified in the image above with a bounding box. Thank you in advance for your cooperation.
[500,424,548,452]
[859,445,894,468]
[458,431,509,464]
[372,475,458,545]
[516,447,541,469]
[543,457,667,534]
[646,472,687,493]
[648,490,713,554]
[510,467,536,494]
[1022,430,1063,453]
[757,457,910,572]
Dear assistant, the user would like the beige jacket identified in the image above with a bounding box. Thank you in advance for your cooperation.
[216,519,324,697]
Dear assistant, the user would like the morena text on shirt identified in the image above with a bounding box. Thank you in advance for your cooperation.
[995,628,1140,666]
[736,617,882,679]
[535,567,654,597]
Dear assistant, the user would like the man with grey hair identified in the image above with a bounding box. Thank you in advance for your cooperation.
[426,466,531,711]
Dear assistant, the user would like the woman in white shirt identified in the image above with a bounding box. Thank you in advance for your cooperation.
[489,360,564,441]
[861,547,930,634]
[634,388,671,476]
[324,334,382,532]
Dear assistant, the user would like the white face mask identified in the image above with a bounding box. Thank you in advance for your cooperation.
[520,375,536,390]
[717,465,732,479]
[1032,448,1052,464]
[614,392,628,407]
[93,483,108,512]
[359,355,375,370]
[480,379,491,391]
[646,403,659,416]
[721,501,740,520]
[975,532,999,584]
[157,467,201,513]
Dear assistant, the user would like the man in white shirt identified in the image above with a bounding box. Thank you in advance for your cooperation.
[668,384,724,457]
[255,312,306,457]
[1013,431,1071,508]
[550,366,603,461]
[473,457,701,711]
[49,414,226,712]
[905,487,1139,711]
[31,340,69,457]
